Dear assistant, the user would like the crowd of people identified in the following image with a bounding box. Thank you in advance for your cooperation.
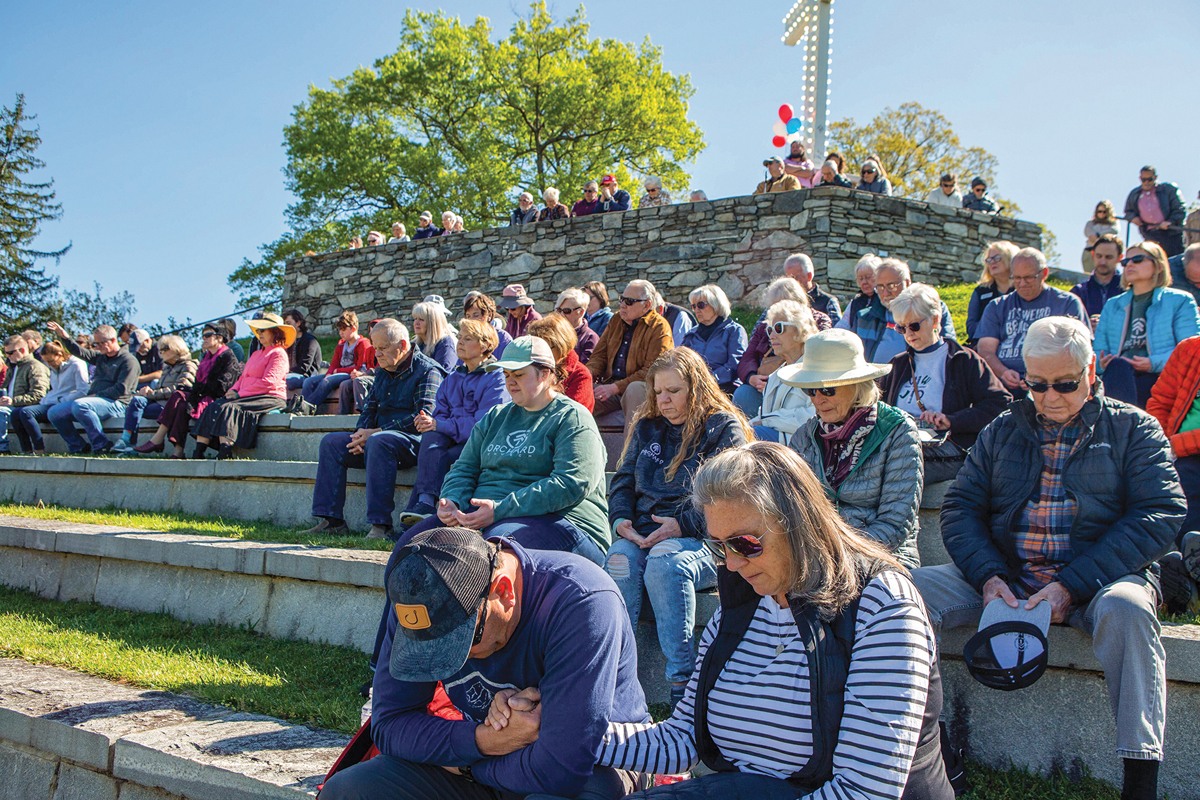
[6,166,1200,800]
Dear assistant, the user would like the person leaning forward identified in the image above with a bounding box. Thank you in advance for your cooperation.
[318,527,650,800]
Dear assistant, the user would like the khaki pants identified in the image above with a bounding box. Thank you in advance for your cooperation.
[592,381,648,440]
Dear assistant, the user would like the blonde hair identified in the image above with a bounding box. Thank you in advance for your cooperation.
[412,301,452,348]
[979,240,1020,285]
[456,318,498,357]
[156,335,191,361]
[692,442,902,618]
[1121,242,1172,290]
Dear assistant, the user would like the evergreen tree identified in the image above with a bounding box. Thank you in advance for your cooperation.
[0,93,71,333]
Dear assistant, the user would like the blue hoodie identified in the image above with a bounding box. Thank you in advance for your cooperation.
[371,541,649,797]
[679,316,748,388]
[433,357,510,444]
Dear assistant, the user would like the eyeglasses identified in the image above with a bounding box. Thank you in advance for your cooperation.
[878,280,905,293]
[985,254,1004,265]
[768,321,799,335]
[472,596,489,646]
[1120,254,1153,267]
[557,305,583,315]
[1026,372,1088,395]
[620,296,647,306]
[703,533,767,564]
[802,386,839,397]
[691,300,709,311]
[1011,274,1041,285]
[895,320,925,334]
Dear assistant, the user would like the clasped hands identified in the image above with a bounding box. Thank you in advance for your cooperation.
[345,427,381,455]
[616,515,682,548]
[983,575,1072,623]
[437,497,497,530]
[476,687,543,755]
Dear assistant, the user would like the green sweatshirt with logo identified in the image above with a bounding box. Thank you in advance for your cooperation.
[438,394,610,551]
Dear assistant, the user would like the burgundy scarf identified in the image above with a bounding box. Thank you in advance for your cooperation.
[818,405,877,489]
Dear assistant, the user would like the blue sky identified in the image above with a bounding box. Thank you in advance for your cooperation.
[5,0,1198,334]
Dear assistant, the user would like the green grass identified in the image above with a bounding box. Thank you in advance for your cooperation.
[959,761,1120,800]
[0,584,370,733]
[0,502,393,552]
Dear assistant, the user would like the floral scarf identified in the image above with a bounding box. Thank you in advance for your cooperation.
[818,404,877,489]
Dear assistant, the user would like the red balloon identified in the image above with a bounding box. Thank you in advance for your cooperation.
[778,104,794,123]
[772,135,787,148]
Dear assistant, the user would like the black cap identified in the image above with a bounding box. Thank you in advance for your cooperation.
[386,528,498,682]
[971,177,987,189]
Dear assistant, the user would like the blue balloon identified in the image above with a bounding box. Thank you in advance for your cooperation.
[786,118,802,133]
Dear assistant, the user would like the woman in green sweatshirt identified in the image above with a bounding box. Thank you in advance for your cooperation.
[393,336,610,564]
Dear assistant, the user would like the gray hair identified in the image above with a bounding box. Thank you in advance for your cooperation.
[543,187,560,203]
[1183,243,1200,267]
[441,210,455,221]
[876,257,911,283]
[372,318,409,348]
[519,191,534,203]
[689,284,732,318]
[625,279,657,302]
[765,276,810,308]
[93,324,116,340]
[766,300,817,340]
[852,380,882,409]
[5,334,27,349]
[556,288,589,310]
[1022,316,1093,371]
[156,334,191,360]
[644,176,663,190]
[583,181,598,192]
[822,160,838,171]
[784,252,814,278]
[855,253,882,276]
[1012,247,1049,273]
[689,190,708,202]
[888,283,942,324]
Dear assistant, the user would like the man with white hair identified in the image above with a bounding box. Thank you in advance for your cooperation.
[914,316,1180,800]
[783,252,841,323]
[306,319,444,540]
[835,253,881,334]
[976,247,1088,392]
[439,211,457,236]
[554,288,598,364]
[509,192,538,226]
[638,176,671,208]
[1168,243,1200,308]
[850,258,958,362]
[588,279,673,435]
[388,222,409,243]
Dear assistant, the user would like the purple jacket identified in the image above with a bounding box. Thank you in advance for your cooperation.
[432,357,510,444]
[574,321,599,364]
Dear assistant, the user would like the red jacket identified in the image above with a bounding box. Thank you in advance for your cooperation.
[325,337,375,376]
[562,349,594,412]
[1146,335,1200,457]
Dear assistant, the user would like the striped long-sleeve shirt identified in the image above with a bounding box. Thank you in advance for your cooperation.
[598,572,937,800]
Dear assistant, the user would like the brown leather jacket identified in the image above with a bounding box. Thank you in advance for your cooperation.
[587,309,673,393]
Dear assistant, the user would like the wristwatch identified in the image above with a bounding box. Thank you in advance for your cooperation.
[458,764,477,783]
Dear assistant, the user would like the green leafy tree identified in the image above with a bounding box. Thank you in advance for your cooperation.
[228,1,705,306]
[0,93,71,333]
[57,282,137,335]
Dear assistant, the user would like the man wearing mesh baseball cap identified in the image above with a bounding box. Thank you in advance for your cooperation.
[320,527,648,799]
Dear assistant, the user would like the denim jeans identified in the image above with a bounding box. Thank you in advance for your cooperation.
[1175,454,1200,544]
[312,430,421,526]
[302,372,352,406]
[407,431,465,509]
[285,373,306,391]
[732,383,763,419]
[912,563,1166,761]
[47,397,127,452]
[12,402,53,452]
[751,424,780,442]
[625,771,799,800]
[0,405,11,451]
[605,537,717,683]
[123,395,163,443]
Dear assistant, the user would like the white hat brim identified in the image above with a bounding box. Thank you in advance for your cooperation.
[776,360,892,388]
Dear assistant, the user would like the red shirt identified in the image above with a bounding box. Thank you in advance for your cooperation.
[562,349,594,411]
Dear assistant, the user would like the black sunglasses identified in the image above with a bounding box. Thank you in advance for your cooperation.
[4,349,21,356]
[558,305,584,315]
[1026,372,1087,395]
[703,533,766,564]
[691,300,709,311]
[1120,254,1153,267]
[620,296,647,306]
[802,386,838,397]
[472,597,489,646]
[895,320,925,335]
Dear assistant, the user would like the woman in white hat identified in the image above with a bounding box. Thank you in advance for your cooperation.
[778,329,923,567]
[190,314,294,460]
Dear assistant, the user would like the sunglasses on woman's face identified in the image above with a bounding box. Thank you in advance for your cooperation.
[1120,254,1152,267]
[895,320,925,335]
[768,321,800,335]
[1026,373,1087,395]
[703,533,765,564]
[802,386,838,397]
[691,300,709,311]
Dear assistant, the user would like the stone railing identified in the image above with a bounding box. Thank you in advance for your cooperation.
[283,187,1043,336]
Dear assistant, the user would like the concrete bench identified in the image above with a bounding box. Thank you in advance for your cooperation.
[0,657,347,799]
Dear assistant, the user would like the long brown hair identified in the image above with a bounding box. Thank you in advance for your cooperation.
[526,313,576,387]
[693,442,903,618]
[625,348,753,482]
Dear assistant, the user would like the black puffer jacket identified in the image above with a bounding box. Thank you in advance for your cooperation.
[941,388,1183,603]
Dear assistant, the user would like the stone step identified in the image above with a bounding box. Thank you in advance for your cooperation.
[0,657,347,799]
[2,514,1198,798]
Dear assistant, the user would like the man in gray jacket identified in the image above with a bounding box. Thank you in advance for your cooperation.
[913,316,1181,800]
[45,322,140,454]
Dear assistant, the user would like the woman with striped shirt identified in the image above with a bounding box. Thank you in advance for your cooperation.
[487,442,952,799]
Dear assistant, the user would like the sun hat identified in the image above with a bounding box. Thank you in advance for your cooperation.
[486,336,556,372]
[776,329,891,388]
[498,284,535,310]
[386,528,499,682]
[245,312,297,348]
[962,598,1051,691]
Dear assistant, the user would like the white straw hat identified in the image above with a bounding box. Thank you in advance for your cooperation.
[776,329,891,388]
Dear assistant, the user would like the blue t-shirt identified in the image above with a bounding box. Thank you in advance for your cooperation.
[370,541,648,797]
[975,287,1088,373]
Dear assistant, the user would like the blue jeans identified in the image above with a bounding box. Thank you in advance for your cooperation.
[406,430,465,509]
[0,406,11,451]
[302,372,352,406]
[123,395,163,443]
[12,402,53,452]
[47,397,127,452]
[732,383,762,418]
[604,536,717,684]
[369,513,606,670]
[312,430,422,526]
[752,424,781,442]
[285,373,306,390]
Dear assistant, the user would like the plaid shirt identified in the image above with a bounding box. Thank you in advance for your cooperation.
[1012,415,1086,596]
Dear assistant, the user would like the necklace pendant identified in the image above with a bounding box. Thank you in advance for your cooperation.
[775,641,786,657]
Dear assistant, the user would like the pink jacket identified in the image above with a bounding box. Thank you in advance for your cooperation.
[232,347,288,399]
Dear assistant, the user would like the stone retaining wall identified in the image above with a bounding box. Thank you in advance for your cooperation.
[283,187,1043,335]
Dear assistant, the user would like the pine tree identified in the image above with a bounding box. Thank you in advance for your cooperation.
[0,93,71,333]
